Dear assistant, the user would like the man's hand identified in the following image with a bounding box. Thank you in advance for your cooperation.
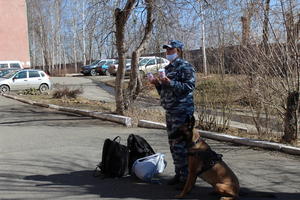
[159,77,170,85]
[149,77,159,85]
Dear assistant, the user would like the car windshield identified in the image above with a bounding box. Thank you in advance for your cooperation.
[98,61,106,65]
[90,60,101,65]
[139,58,151,66]
[2,70,18,78]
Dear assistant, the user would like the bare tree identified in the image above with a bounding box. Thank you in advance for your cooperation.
[280,0,299,143]
[124,0,155,109]
[241,1,260,46]
[235,0,299,143]
[262,0,271,53]
[114,0,136,115]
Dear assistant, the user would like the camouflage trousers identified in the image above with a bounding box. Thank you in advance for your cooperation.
[166,111,193,178]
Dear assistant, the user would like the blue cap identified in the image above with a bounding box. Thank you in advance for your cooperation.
[163,40,184,49]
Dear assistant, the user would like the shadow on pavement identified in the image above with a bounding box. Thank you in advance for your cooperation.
[24,170,215,199]
[89,78,115,96]
[24,170,299,200]
[0,104,115,127]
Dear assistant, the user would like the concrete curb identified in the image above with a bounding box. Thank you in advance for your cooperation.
[137,119,300,156]
[199,130,300,156]
[2,94,132,127]
[138,120,167,129]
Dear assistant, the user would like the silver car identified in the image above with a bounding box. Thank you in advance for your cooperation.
[125,57,169,76]
[0,69,51,94]
[0,68,20,77]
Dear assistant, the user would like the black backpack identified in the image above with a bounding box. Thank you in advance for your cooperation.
[94,136,129,178]
[127,134,155,173]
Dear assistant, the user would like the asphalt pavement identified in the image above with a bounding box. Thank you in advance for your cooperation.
[1,94,300,200]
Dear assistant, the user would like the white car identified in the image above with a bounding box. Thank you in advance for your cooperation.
[0,69,51,94]
[0,61,24,69]
[125,56,169,76]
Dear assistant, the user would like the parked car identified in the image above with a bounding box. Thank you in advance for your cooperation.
[125,56,169,76]
[80,60,103,76]
[80,59,118,76]
[0,61,24,69]
[0,68,20,77]
[107,59,131,76]
[0,69,51,94]
[95,59,117,75]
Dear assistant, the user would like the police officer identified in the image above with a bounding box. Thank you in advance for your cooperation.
[149,40,196,185]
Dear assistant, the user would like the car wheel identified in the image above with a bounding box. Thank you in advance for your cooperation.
[0,85,10,94]
[90,69,97,76]
[39,84,49,93]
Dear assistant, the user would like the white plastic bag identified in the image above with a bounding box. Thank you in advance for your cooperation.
[132,153,167,182]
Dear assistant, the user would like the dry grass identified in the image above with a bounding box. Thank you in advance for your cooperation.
[52,86,83,99]
[103,77,159,98]
[22,94,115,113]
[124,106,165,126]
[223,127,283,143]
[194,73,246,109]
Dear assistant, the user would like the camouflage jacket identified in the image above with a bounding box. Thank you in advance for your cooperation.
[155,58,195,114]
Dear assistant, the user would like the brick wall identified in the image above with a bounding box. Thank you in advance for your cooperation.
[0,0,30,68]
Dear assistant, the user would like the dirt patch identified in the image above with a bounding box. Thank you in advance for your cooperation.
[19,94,115,113]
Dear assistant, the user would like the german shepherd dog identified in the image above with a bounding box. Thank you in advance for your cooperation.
[175,116,240,200]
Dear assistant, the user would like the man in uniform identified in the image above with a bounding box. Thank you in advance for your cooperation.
[149,40,196,186]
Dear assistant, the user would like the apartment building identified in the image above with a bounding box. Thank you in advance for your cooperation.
[0,0,30,68]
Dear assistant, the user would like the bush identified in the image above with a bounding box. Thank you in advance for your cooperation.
[21,88,41,95]
[52,86,83,99]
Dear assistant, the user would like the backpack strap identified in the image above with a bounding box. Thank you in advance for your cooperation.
[93,164,102,177]
[113,136,121,143]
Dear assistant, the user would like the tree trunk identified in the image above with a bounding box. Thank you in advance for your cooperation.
[283,91,299,143]
[241,16,250,46]
[114,0,136,115]
[125,0,154,109]
[200,4,207,76]
[262,0,270,53]
[115,9,126,115]
[125,50,140,108]
[82,1,86,66]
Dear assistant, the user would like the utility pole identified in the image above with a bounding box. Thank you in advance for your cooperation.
[200,3,207,76]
